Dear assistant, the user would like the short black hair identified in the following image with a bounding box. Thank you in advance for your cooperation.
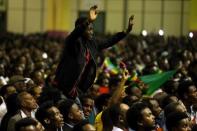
[161,95,177,108]
[5,93,19,113]
[126,102,148,130]
[35,101,54,127]
[15,117,37,131]
[0,84,14,98]
[95,93,111,113]
[166,111,188,131]
[109,104,122,126]
[177,80,195,100]
[164,102,182,117]
[57,99,75,122]
[75,17,88,27]
[80,94,93,105]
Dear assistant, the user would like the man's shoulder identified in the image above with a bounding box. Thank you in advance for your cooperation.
[9,112,22,121]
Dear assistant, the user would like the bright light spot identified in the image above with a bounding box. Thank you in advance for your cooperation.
[189,32,193,38]
[158,29,164,36]
[42,53,48,59]
[142,30,148,36]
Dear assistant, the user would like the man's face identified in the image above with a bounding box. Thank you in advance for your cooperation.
[69,103,83,123]
[187,85,197,104]
[82,98,94,118]
[83,23,93,40]
[149,100,162,118]
[47,106,64,128]
[22,93,38,110]
[140,107,155,130]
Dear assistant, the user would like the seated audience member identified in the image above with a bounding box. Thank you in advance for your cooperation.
[28,85,42,102]
[0,84,17,100]
[161,95,179,109]
[35,101,64,131]
[177,80,197,122]
[0,93,19,131]
[80,95,95,123]
[15,117,44,131]
[7,91,38,131]
[164,102,187,118]
[166,111,191,131]
[142,97,163,129]
[126,102,156,131]
[72,120,96,131]
[102,103,128,131]
[58,99,84,131]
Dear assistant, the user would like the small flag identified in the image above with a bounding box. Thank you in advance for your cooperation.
[103,57,119,75]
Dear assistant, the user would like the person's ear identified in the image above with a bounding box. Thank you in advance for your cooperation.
[21,100,26,107]
[119,114,124,122]
[44,118,50,124]
[68,113,73,119]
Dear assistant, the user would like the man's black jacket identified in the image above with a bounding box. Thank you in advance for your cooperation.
[55,21,127,98]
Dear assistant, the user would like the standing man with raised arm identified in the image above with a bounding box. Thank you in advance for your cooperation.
[55,5,134,99]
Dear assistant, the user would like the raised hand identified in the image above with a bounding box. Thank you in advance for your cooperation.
[89,5,98,22]
[126,15,134,33]
[122,68,129,81]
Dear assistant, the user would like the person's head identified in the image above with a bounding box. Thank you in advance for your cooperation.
[120,103,130,122]
[17,91,38,111]
[178,80,197,105]
[163,80,179,95]
[166,112,191,131]
[31,70,44,85]
[95,93,111,113]
[88,84,100,99]
[125,84,142,98]
[164,102,187,117]
[122,95,140,107]
[15,117,44,131]
[108,103,123,127]
[58,99,83,123]
[38,86,62,105]
[142,97,162,118]
[75,17,94,40]
[5,93,19,114]
[35,101,64,129]
[188,61,197,85]
[80,95,94,118]
[126,102,155,130]
[161,95,178,108]
[72,120,96,131]
[0,84,16,99]
[28,85,42,102]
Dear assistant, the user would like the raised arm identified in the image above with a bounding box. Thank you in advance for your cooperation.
[67,5,99,41]
[108,67,129,107]
[97,15,134,50]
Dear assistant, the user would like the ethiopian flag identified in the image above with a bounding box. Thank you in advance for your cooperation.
[140,70,176,95]
[103,57,119,75]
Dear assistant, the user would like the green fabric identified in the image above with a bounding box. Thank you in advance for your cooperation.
[140,70,176,95]
[103,57,119,74]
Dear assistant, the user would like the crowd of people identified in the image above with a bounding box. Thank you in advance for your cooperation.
[0,5,197,131]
